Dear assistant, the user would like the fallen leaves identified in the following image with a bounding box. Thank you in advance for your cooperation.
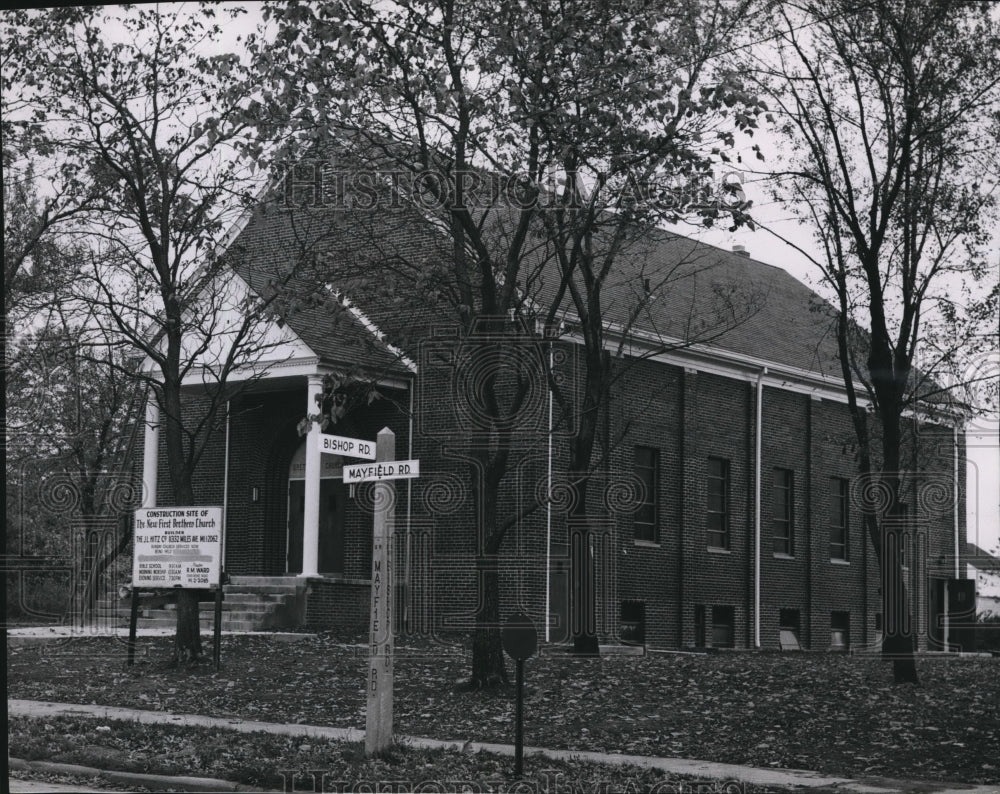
[8,635,1000,786]
[8,716,784,793]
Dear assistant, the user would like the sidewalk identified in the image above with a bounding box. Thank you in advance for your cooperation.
[9,774,131,793]
[6,624,314,646]
[9,699,996,793]
[9,757,270,793]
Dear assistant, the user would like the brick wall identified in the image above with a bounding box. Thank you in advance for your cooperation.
[143,338,966,652]
[305,579,371,630]
[597,361,963,653]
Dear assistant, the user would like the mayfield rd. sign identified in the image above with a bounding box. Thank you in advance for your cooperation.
[344,460,420,484]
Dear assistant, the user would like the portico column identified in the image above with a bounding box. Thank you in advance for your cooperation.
[141,390,159,509]
[301,374,324,577]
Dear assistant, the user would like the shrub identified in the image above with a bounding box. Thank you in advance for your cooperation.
[975,614,1000,652]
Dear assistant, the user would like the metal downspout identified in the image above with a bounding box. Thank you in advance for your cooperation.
[945,424,961,651]
[755,367,767,649]
[545,343,553,643]
[953,425,960,579]
[221,399,231,572]
[405,381,415,631]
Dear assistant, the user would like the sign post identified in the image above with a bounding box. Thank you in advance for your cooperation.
[127,587,140,667]
[213,584,224,670]
[502,612,538,777]
[365,427,397,756]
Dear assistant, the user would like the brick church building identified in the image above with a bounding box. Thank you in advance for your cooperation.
[138,183,971,653]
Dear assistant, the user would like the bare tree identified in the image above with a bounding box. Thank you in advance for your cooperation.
[6,298,145,623]
[750,0,1000,682]
[4,4,296,663]
[253,0,765,682]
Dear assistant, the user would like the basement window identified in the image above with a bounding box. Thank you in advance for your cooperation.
[831,611,850,651]
[779,608,801,651]
[620,601,645,646]
[711,605,735,649]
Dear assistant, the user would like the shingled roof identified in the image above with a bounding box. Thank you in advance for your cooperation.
[968,542,1000,574]
[518,221,842,378]
[222,185,844,384]
[224,197,449,377]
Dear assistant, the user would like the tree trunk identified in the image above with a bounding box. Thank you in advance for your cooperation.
[469,553,507,688]
[567,347,606,657]
[883,516,919,684]
[174,589,203,664]
[162,381,203,665]
[468,453,508,688]
[570,483,599,656]
[570,520,599,655]
[876,421,919,685]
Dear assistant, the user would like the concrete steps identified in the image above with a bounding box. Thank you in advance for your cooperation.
[99,576,308,632]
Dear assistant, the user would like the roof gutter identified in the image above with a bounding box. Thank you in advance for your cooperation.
[597,322,857,401]
[591,322,966,425]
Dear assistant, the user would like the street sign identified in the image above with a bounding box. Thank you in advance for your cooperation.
[344,459,420,484]
[502,611,538,660]
[318,433,376,460]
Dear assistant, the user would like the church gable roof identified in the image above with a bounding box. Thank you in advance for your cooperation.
[222,183,844,385]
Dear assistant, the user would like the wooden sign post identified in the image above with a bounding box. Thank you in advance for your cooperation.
[349,427,419,755]
[366,427,397,756]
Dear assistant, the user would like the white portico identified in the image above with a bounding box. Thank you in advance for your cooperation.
[138,265,415,581]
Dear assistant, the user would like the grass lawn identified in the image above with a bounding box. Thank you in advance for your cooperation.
[8,632,1000,787]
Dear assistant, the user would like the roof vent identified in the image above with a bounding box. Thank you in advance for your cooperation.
[732,244,750,258]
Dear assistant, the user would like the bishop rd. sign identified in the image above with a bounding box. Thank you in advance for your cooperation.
[318,433,376,460]
[344,460,420,484]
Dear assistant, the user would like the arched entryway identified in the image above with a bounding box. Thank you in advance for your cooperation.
[286,441,347,575]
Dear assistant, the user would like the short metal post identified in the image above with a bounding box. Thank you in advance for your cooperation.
[213,585,224,670]
[515,658,524,776]
[127,588,139,667]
